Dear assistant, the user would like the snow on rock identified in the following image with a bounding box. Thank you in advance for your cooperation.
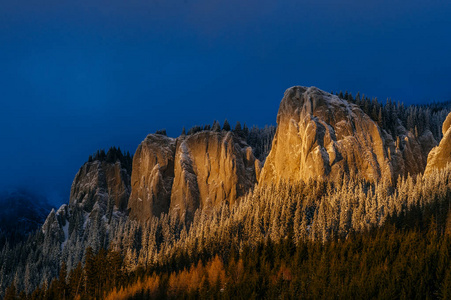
[260,86,434,185]
[70,159,131,214]
[128,131,259,223]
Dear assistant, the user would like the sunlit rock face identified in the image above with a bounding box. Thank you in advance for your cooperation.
[170,131,258,221]
[424,112,451,176]
[127,134,176,222]
[260,86,435,184]
[128,86,439,222]
[128,131,259,223]
[70,159,131,214]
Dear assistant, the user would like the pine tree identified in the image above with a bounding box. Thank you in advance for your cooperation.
[212,121,221,132]
[155,129,167,136]
[223,119,231,131]
[84,247,97,297]
[4,283,17,300]
[69,262,83,298]
[57,261,68,299]
[234,121,242,132]
[107,249,123,290]
[242,123,249,137]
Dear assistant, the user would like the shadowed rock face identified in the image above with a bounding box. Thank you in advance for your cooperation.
[128,131,259,223]
[260,86,435,184]
[70,160,131,215]
[424,112,451,175]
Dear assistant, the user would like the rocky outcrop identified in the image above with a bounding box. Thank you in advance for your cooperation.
[37,153,132,265]
[128,134,176,222]
[42,204,69,245]
[69,159,132,216]
[260,86,435,184]
[128,131,259,222]
[65,86,439,225]
[383,127,436,178]
[170,131,258,221]
[424,112,451,175]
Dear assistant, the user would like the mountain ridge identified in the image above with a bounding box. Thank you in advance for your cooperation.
[1,85,450,297]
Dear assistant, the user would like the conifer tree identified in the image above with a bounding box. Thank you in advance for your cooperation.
[4,283,16,300]
[212,120,221,132]
[57,261,68,299]
[84,247,97,297]
[223,119,231,131]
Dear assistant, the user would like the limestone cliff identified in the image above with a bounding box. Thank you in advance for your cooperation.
[260,86,435,184]
[40,152,132,258]
[170,131,258,221]
[128,134,176,222]
[69,158,132,216]
[128,131,259,222]
[424,112,451,175]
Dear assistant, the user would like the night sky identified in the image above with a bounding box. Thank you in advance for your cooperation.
[1,0,451,206]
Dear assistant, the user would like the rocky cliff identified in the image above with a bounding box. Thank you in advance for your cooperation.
[260,86,435,184]
[170,131,259,221]
[37,150,133,274]
[128,131,259,222]
[424,112,451,175]
[128,134,176,221]
[70,158,132,216]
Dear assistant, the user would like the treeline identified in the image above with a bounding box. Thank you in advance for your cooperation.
[182,119,240,136]
[334,91,450,140]
[179,120,276,161]
[87,147,133,174]
[246,125,276,161]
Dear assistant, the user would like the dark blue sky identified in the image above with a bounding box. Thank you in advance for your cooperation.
[1,0,451,205]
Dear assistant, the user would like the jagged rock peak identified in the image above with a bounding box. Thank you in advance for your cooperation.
[260,86,436,184]
[260,86,392,183]
[424,112,451,175]
[128,130,259,223]
[69,157,132,215]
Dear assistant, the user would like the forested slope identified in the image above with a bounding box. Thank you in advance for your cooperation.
[1,86,451,299]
